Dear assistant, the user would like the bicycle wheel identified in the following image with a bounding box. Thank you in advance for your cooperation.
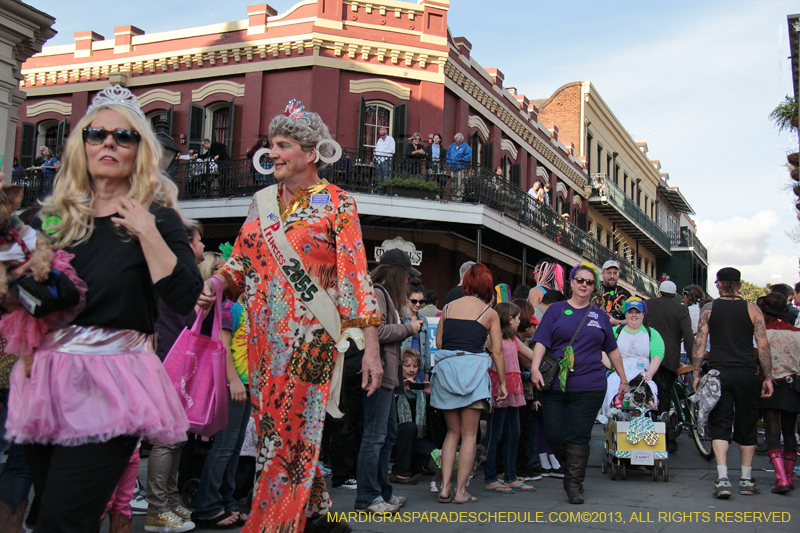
[688,400,714,460]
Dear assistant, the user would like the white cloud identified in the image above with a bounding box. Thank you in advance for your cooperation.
[698,210,799,293]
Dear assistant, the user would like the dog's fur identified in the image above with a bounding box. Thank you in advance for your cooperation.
[0,184,53,300]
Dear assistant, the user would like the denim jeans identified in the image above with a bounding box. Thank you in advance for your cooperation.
[0,388,8,464]
[194,391,252,520]
[376,159,392,189]
[541,390,605,448]
[355,387,396,509]
[484,407,520,483]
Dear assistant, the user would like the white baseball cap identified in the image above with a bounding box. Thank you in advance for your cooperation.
[659,281,677,294]
[602,260,620,271]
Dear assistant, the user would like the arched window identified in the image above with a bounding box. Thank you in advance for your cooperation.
[188,98,236,156]
[361,101,393,149]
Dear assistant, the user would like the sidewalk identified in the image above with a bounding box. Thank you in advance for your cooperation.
[107,426,796,532]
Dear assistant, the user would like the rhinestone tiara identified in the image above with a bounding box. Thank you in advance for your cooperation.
[87,85,146,121]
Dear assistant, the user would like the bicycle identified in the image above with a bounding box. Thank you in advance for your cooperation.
[668,364,714,460]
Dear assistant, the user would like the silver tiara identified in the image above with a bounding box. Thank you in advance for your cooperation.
[87,85,145,120]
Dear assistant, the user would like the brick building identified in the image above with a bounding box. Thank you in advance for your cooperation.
[12,0,701,296]
[535,81,707,293]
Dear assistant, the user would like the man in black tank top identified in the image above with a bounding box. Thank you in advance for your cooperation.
[693,268,773,499]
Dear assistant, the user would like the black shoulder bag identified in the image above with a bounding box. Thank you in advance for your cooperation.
[538,304,592,391]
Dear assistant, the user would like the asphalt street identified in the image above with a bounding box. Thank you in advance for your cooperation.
[109,425,797,533]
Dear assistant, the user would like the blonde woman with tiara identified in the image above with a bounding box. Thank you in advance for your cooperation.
[6,85,203,532]
[528,260,564,315]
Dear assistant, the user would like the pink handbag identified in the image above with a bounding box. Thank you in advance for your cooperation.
[163,277,228,437]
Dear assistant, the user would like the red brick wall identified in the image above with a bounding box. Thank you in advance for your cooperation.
[536,82,582,152]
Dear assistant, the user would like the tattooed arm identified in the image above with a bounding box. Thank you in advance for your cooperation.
[749,303,774,398]
[692,303,711,391]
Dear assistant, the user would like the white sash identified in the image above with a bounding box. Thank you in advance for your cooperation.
[255,184,363,418]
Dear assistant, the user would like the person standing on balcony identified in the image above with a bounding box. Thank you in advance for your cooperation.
[446,133,471,199]
[593,260,631,327]
[424,133,445,174]
[644,280,693,453]
[200,138,229,161]
[374,127,395,190]
[405,133,426,176]
[543,184,551,208]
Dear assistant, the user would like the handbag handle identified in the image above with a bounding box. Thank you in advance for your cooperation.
[189,276,223,341]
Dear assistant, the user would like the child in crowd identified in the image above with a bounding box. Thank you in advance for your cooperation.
[484,302,536,492]
[392,349,436,485]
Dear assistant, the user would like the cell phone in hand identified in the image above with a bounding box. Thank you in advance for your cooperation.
[408,382,426,391]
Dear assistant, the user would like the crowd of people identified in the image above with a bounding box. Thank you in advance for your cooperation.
[0,85,798,533]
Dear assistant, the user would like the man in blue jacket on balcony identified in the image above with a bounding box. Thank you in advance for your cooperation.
[446,133,471,200]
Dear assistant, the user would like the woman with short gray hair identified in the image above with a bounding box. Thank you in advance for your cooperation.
[405,132,426,175]
[198,100,382,531]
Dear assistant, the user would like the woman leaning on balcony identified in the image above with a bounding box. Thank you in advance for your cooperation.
[405,132,426,176]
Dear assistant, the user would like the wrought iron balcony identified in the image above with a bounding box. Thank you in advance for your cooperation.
[13,148,660,297]
[675,227,708,265]
[588,175,673,255]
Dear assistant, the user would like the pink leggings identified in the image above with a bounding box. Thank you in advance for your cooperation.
[103,447,141,520]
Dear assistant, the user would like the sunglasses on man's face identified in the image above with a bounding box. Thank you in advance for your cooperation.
[82,127,141,148]
[409,299,424,305]
[573,277,595,286]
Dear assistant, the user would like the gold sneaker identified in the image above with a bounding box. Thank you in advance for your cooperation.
[171,505,192,521]
[144,511,195,532]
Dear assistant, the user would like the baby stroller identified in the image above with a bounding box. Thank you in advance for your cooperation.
[601,377,669,481]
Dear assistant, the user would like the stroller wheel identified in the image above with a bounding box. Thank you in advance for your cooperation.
[652,465,659,482]
[610,462,617,481]
[181,478,200,509]
[620,461,627,480]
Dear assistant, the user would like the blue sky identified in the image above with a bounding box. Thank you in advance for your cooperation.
[28,0,800,291]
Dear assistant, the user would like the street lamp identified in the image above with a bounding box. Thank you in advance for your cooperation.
[155,132,180,171]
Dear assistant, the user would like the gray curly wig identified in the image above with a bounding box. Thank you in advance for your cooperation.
[269,111,336,169]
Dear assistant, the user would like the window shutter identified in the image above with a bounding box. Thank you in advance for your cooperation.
[578,211,587,231]
[357,97,365,153]
[167,105,174,137]
[56,119,67,148]
[471,132,479,164]
[481,142,493,171]
[392,102,407,156]
[20,122,36,168]
[510,163,520,188]
[227,97,236,156]
[188,104,206,154]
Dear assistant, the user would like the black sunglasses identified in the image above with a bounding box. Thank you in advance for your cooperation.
[82,127,141,147]
[409,299,424,305]
[573,277,596,286]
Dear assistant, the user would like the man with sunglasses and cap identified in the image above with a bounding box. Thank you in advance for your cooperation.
[593,260,631,326]
[644,280,694,452]
[694,267,773,499]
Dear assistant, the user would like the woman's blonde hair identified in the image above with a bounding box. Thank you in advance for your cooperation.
[199,251,224,281]
[40,103,180,248]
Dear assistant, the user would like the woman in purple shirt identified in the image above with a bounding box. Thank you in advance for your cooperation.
[531,262,629,505]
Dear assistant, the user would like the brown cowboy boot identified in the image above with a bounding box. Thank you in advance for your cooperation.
[0,499,26,533]
[108,512,132,533]
[564,444,591,504]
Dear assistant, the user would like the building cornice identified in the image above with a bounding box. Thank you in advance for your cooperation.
[443,60,587,191]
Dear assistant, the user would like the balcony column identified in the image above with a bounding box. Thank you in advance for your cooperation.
[521,246,527,285]
[476,227,482,263]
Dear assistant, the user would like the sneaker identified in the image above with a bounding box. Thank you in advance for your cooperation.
[549,467,565,479]
[171,505,192,521]
[525,467,544,481]
[130,492,148,515]
[340,478,357,490]
[144,511,195,532]
[712,478,732,499]
[387,495,407,507]
[359,500,399,515]
[739,478,760,495]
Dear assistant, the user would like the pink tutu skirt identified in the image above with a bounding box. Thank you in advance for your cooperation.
[7,325,189,446]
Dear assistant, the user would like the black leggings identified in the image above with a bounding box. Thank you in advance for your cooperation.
[25,436,138,533]
[762,408,798,452]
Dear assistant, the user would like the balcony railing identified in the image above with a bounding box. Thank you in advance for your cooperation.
[12,148,660,297]
[678,227,708,264]
[590,177,673,252]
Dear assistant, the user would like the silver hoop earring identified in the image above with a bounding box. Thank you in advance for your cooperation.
[315,139,342,164]
[252,147,273,175]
